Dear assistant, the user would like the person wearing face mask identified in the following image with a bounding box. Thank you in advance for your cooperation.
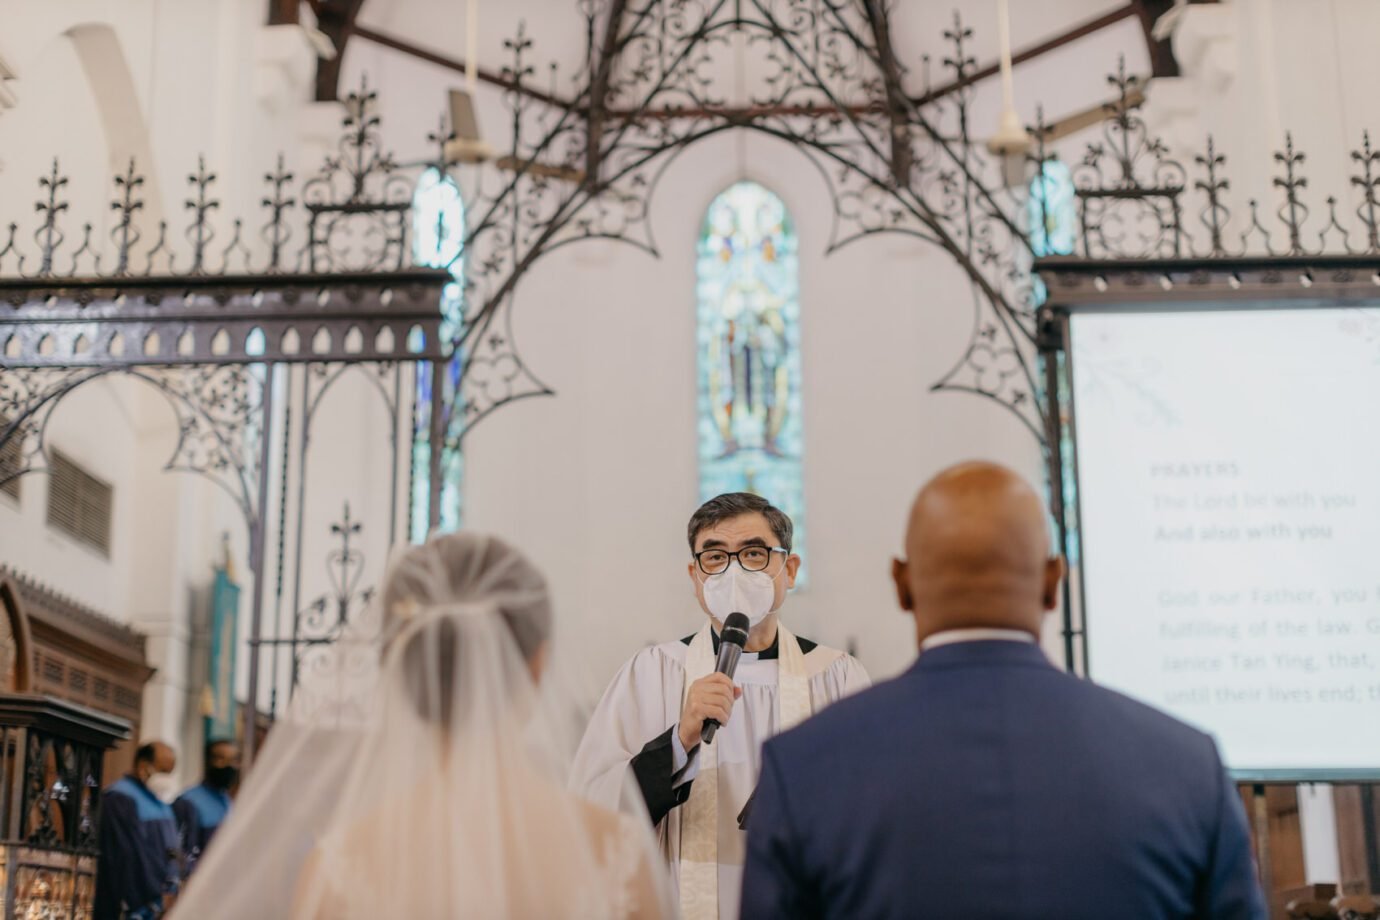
[172,739,240,877]
[571,492,870,920]
[95,741,182,920]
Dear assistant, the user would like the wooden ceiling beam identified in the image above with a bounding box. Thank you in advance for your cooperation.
[311,1,1202,128]
[1135,0,1222,78]
[312,0,370,102]
[1135,0,1180,77]
[611,3,1142,121]
[266,0,300,26]
[913,3,1140,107]
[349,23,577,111]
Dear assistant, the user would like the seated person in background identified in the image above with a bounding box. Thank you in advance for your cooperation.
[95,741,181,920]
[571,492,869,920]
[740,461,1266,920]
[173,738,239,876]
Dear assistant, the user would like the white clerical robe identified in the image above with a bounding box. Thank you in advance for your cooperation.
[570,626,870,920]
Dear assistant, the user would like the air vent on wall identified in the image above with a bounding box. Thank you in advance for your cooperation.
[113,685,140,712]
[46,450,113,556]
[0,417,20,500]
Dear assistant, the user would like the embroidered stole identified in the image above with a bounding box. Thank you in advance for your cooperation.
[677,622,812,920]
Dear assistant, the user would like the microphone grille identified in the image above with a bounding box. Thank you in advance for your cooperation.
[721,612,750,645]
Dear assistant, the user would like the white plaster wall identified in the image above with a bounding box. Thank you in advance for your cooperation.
[0,378,143,617]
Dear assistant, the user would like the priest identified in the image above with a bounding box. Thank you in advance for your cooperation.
[571,492,870,920]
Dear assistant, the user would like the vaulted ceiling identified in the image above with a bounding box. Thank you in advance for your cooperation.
[305,0,1182,136]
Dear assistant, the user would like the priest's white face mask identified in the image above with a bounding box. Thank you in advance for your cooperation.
[700,563,784,628]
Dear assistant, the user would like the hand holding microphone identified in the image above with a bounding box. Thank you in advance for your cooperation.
[678,674,740,750]
[678,613,750,749]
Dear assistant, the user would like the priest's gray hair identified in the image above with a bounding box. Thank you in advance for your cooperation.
[380,532,552,662]
[687,492,794,551]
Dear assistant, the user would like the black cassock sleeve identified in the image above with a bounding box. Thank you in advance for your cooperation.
[630,726,695,825]
[94,793,164,920]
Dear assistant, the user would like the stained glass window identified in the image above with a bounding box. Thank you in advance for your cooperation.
[410,167,465,543]
[1029,158,1080,563]
[1028,158,1078,260]
[697,182,807,575]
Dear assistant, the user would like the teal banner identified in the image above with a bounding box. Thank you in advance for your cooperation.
[205,567,240,741]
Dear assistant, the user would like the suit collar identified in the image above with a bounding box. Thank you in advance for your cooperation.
[920,628,1036,651]
[907,638,1056,675]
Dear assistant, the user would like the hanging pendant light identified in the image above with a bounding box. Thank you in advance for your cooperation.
[445,0,494,164]
[986,0,1031,186]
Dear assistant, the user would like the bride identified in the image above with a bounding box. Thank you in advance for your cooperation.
[173,533,672,919]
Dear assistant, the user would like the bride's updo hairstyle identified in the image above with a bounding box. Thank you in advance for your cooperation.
[380,532,552,725]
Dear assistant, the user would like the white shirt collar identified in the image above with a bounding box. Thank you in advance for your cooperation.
[920,628,1037,652]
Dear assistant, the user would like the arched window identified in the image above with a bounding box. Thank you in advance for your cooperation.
[697,182,807,572]
[410,167,466,543]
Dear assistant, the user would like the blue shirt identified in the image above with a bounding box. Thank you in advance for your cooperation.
[94,777,180,920]
[172,783,232,874]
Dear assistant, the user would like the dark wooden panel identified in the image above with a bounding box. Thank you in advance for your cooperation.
[0,569,151,780]
[1336,785,1380,896]
[1242,784,1309,920]
[267,0,299,25]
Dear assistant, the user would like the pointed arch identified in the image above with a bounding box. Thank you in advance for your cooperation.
[0,575,35,693]
[696,181,807,571]
[64,22,166,226]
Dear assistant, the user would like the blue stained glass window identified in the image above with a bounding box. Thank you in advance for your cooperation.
[697,182,807,576]
[1028,159,1080,564]
[410,167,466,543]
[1028,159,1078,260]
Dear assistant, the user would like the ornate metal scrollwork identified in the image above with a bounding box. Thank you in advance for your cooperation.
[0,365,266,520]
[445,1,1048,442]
[1071,59,1187,260]
[255,501,380,705]
[1047,55,1380,268]
[19,733,96,854]
[302,79,415,274]
[0,80,429,284]
[0,78,452,769]
[5,8,1380,460]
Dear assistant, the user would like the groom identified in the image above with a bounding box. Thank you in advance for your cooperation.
[571,493,869,920]
[739,463,1264,919]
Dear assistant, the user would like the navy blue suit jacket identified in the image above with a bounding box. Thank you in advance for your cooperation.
[741,640,1265,920]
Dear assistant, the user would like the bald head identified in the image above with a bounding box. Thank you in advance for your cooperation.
[133,740,177,783]
[892,462,1063,644]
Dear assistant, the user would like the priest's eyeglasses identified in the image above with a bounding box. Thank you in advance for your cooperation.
[694,546,789,576]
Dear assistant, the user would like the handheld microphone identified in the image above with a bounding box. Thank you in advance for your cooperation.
[702,612,750,745]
